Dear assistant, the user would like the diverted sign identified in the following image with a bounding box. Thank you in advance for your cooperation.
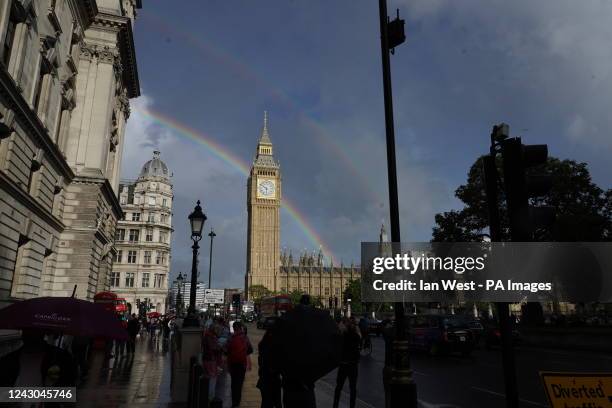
[204,289,224,305]
[540,372,612,408]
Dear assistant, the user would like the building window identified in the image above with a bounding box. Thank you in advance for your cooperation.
[154,274,164,288]
[115,229,125,241]
[125,272,135,288]
[142,273,150,288]
[148,196,155,205]
[335,288,340,295]
[110,272,120,287]
[146,229,153,242]
[156,252,167,265]
[131,212,140,221]
[127,250,137,264]
[325,288,330,295]
[144,250,151,264]
[2,12,16,66]
[161,214,167,224]
[147,213,155,223]
[114,250,123,263]
[162,198,168,207]
[128,229,139,242]
[159,232,167,244]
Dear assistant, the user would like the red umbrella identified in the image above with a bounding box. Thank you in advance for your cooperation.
[0,297,128,340]
[147,312,161,319]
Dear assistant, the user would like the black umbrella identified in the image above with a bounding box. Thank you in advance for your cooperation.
[272,306,342,383]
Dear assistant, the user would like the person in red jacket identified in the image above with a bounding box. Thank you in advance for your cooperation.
[226,321,253,407]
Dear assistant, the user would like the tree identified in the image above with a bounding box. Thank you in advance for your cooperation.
[288,290,305,305]
[432,157,611,242]
[345,279,363,314]
[248,284,271,302]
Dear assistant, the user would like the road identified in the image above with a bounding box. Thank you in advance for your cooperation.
[317,334,612,408]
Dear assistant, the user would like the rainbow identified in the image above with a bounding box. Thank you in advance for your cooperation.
[139,10,380,204]
[135,107,335,262]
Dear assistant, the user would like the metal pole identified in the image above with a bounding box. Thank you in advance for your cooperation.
[378,1,417,406]
[208,230,215,290]
[189,241,199,316]
[483,152,519,408]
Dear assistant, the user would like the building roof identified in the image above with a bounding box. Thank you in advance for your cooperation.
[139,151,170,180]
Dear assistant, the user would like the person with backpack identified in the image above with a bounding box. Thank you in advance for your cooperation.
[226,321,253,408]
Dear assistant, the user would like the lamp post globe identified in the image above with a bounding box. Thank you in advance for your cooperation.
[184,200,207,327]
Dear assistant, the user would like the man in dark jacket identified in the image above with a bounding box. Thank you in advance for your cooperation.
[257,327,282,407]
[0,329,77,387]
[127,314,140,353]
[333,318,361,408]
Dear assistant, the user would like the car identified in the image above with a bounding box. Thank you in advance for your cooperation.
[468,320,485,346]
[367,319,384,336]
[407,314,476,356]
[257,316,278,330]
[483,324,521,349]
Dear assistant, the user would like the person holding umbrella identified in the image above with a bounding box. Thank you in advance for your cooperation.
[278,294,342,408]
[257,325,282,408]
[0,328,77,387]
[127,314,141,353]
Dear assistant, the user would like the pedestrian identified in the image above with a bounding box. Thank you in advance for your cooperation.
[226,321,253,408]
[202,322,223,402]
[71,335,91,379]
[333,317,361,408]
[282,295,318,408]
[257,326,282,408]
[127,314,140,353]
[114,315,128,357]
[0,328,77,387]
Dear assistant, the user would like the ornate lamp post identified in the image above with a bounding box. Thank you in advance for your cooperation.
[184,200,207,327]
[176,272,185,316]
[208,229,216,289]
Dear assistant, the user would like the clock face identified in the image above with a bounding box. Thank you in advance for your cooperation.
[257,178,276,198]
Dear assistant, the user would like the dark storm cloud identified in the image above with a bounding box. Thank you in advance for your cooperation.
[121,0,611,287]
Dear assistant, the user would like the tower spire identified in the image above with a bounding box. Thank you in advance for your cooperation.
[259,110,272,145]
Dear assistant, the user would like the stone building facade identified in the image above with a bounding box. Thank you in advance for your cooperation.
[278,249,360,301]
[244,113,360,300]
[0,0,141,306]
[111,151,173,314]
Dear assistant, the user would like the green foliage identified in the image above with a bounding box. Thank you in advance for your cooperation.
[248,284,271,301]
[432,157,611,242]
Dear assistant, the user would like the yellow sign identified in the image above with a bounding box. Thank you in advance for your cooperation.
[540,372,612,408]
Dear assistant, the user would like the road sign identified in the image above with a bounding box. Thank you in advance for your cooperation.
[204,289,224,305]
[540,372,612,408]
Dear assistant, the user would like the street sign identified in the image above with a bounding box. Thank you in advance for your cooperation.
[204,289,224,305]
[540,372,612,408]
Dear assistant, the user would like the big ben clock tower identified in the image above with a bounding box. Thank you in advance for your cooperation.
[246,112,281,296]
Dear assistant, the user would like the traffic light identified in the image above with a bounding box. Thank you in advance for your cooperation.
[232,294,241,312]
[328,297,333,309]
[334,297,338,309]
[501,137,555,241]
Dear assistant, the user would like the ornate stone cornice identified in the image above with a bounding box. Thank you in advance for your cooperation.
[67,0,98,30]
[92,13,140,98]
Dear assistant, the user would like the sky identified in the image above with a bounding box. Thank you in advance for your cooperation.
[119,0,612,289]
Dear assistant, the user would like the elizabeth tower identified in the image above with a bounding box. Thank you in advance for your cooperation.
[246,112,281,296]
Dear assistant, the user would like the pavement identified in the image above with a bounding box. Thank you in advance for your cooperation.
[70,324,612,407]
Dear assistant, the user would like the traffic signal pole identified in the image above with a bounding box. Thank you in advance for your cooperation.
[378,1,418,407]
[483,145,519,408]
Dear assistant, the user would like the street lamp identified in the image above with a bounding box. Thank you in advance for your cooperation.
[184,200,207,327]
[378,0,416,407]
[176,272,185,315]
[208,229,216,290]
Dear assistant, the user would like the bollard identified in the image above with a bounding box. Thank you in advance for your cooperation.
[187,356,196,407]
[198,372,209,407]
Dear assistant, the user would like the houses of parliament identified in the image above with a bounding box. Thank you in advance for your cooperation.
[245,113,360,300]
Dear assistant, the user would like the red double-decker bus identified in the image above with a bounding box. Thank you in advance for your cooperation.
[94,291,128,316]
[259,295,293,318]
